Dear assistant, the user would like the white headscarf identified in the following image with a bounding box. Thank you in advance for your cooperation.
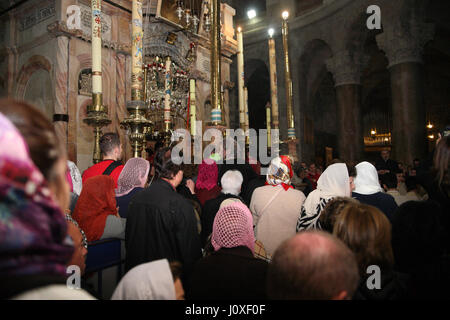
[353,161,383,195]
[111,259,176,300]
[296,163,350,231]
[68,160,82,196]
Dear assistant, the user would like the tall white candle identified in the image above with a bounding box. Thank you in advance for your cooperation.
[131,0,144,100]
[91,0,102,94]
[190,79,196,136]
[164,56,171,131]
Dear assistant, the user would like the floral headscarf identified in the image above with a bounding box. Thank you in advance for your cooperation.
[195,158,219,191]
[0,112,73,277]
[211,202,255,253]
[115,158,150,197]
[266,156,294,191]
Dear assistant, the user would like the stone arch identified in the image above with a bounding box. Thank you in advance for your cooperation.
[298,39,334,163]
[244,58,270,131]
[16,55,52,97]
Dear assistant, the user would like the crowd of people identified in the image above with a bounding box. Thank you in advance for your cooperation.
[0,99,449,300]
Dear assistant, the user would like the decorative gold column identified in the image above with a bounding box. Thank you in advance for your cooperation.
[281,11,295,140]
[244,86,249,145]
[84,0,111,164]
[237,27,245,130]
[266,102,272,147]
[121,0,152,157]
[268,28,279,129]
[210,0,222,125]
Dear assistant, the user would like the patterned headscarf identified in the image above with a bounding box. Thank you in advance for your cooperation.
[72,175,117,242]
[0,112,73,277]
[211,202,255,253]
[67,160,82,196]
[195,158,218,191]
[296,163,351,231]
[266,155,294,191]
[115,158,150,197]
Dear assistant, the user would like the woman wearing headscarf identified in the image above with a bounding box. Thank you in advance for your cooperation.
[0,112,94,300]
[188,202,268,300]
[72,175,125,242]
[296,162,351,231]
[194,158,221,206]
[250,156,306,257]
[115,158,150,219]
[111,259,183,300]
[352,161,398,223]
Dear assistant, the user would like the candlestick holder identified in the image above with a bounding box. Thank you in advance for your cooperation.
[83,93,112,164]
[121,100,153,158]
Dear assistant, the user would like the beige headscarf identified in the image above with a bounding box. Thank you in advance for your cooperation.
[111,259,176,300]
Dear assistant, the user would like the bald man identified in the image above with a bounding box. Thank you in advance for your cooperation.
[267,230,359,300]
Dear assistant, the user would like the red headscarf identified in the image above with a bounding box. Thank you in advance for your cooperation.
[72,175,117,242]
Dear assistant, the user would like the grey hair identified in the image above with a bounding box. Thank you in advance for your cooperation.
[221,170,243,195]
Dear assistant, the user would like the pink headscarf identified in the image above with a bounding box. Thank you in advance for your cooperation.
[115,158,150,197]
[195,158,218,191]
[211,202,255,253]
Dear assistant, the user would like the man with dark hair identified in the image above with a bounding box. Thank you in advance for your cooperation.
[267,231,359,300]
[291,166,313,197]
[82,132,124,187]
[125,156,202,287]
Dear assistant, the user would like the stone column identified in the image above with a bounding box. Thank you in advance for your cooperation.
[376,21,434,164]
[326,50,368,162]
[54,34,70,148]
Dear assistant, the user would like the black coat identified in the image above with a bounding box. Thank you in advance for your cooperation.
[375,157,399,174]
[353,270,410,300]
[187,246,268,300]
[125,179,202,278]
[200,193,242,247]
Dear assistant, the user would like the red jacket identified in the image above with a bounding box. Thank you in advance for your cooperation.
[82,160,124,188]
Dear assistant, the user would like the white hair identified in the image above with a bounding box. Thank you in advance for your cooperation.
[221,170,243,195]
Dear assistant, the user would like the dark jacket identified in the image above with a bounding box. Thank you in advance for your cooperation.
[115,187,143,219]
[352,192,398,223]
[375,157,399,174]
[241,176,266,206]
[201,193,243,247]
[353,270,410,300]
[187,246,268,300]
[125,179,202,279]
